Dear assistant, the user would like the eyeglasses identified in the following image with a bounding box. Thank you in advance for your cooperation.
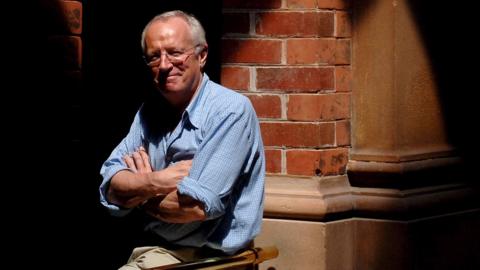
[144,45,199,67]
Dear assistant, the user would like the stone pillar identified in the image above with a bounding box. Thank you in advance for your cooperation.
[349,0,457,187]
[347,0,480,269]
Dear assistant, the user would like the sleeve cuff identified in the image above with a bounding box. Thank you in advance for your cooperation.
[100,196,133,217]
[177,176,225,219]
[99,165,134,217]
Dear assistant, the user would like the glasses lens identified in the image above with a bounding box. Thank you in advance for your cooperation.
[145,46,197,67]
[168,55,184,65]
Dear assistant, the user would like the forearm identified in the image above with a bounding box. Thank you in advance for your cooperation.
[143,191,206,223]
[107,170,157,208]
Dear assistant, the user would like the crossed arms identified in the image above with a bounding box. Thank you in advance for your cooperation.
[107,147,206,223]
[104,98,258,225]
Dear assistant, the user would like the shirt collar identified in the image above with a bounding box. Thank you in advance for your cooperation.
[183,73,210,129]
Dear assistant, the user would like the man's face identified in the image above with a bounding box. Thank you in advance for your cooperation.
[144,17,207,104]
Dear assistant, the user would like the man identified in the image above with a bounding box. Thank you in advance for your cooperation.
[99,10,265,269]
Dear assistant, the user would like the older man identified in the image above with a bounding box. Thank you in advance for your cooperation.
[99,10,265,269]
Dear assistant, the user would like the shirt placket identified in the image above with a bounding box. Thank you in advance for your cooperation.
[164,114,187,165]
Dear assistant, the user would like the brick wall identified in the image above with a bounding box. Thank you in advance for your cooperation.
[45,0,82,71]
[221,0,351,177]
[52,0,82,142]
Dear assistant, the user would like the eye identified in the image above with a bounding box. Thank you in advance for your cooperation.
[148,54,160,62]
[168,50,184,57]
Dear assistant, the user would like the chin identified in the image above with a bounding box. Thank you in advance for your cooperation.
[162,85,184,93]
[157,86,188,101]
[156,81,179,91]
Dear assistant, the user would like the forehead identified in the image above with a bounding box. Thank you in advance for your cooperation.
[145,17,194,47]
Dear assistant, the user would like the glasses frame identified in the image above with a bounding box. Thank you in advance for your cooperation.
[144,45,200,68]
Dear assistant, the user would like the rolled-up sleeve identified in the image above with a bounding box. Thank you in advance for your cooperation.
[177,99,256,219]
[99,112,144,216]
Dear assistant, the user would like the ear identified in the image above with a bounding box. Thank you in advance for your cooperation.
[199,45,208,69]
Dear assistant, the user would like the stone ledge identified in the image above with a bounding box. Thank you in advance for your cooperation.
[264,175,352,220]
[347,156,464,188]
[264,174,479,220]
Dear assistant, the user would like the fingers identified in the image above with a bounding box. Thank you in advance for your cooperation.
[122,155,137,173]
[132,151,145,171]
[138,147,153,172]
[123,146,153,174]
[174,160,193,174]
[179,159,193,166]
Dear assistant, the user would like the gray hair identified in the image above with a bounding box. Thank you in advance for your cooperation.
[141,10,207,53]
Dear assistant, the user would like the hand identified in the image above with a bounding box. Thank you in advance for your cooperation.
[109,148,193,208]
[143,191,206,223]
[122,146,152,174]
[123,147,192,195]
[150,160,192,195]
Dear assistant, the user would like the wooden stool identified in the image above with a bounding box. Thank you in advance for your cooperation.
[146,246,279,270]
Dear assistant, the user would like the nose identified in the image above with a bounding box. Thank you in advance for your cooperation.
[158,54,173,72]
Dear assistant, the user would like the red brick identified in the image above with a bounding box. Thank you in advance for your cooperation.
[257,67,334,92]
[335,11,351,37]
[287,0,317,9]
[286,150,319,176]
[47,35,82,70]
[222,12,250,35]
[265,149,282,173]
[222,39,281,64]
[336,120,350,146]
[335,66,351,92]
[223,0,282,9]
[38,0,81,34]
[286,148,348,176]
[287,93,350,121]
[256,12,334,37]
[287,38,335,65]
[246,94,282,119]
[317,0,351,9]
[335,39,351,64]
[221,66,250,90]
[260,122,335,147]
[62,1,82,34]
[321,148,348,175]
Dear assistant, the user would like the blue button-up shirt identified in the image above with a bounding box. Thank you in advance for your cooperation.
[99,74,265,254]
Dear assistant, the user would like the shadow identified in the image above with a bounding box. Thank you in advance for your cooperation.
[6,0,86,268]
[82,1,222,269]
[5,1,221,269]
[349,0,377,28]
[348,1,480,269]
[406,0,478,172]
[349,0,478,190]
[82,0,222,166]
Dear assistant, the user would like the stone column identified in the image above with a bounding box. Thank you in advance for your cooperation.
[347,0,480,269]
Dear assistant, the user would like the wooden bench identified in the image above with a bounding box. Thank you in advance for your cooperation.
[146,246,279,270]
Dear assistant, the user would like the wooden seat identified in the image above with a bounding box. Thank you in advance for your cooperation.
[146,246,279,270]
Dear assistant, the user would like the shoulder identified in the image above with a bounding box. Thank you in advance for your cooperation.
[204,80,253,115]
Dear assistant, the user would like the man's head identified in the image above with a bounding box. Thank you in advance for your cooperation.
[141,11,208,107]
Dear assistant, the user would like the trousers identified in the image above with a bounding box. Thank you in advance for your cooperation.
[118,246,180,269]
[118,244,229,270]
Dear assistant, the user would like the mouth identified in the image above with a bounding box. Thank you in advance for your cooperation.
[156,73,178,82]
[155,73,181,88]
[162,71,182,78]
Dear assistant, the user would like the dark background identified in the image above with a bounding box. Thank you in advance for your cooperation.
[8,1,221,269]
[81,1,222,269]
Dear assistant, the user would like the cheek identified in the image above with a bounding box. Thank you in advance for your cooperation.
[150,69,158,78]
